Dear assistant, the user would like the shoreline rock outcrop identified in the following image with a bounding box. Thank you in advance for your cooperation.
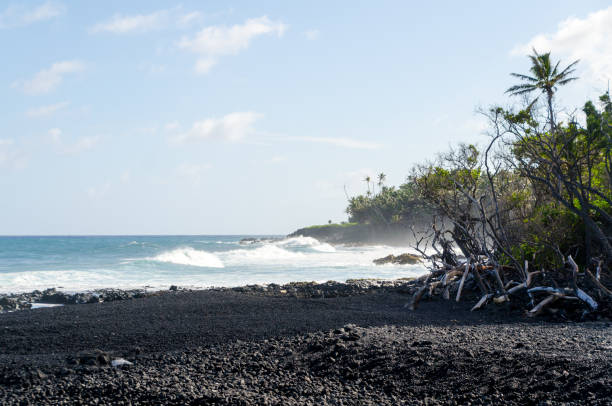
[373,253,421,265]
[0,288,151,313]
[288,223,414,246]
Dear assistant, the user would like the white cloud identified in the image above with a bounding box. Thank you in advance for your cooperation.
[92,8,207,34]
[0,2,64,28]
[174,112,380,149]
[279,136,382,150]
[176,112,262,142]
[511,6,612,86]
[61,135,99,155]
[178,16,287,73]
[22,1,64,24]
[26,101,69,117]
[178,11,203,27]
[91,10,168,33]
[304,29,319,40]
[179,16,287,54]
[15,60,84,94]
[194,58,218,74]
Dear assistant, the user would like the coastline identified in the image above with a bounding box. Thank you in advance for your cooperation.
[0,278,419,313]
[1,282,610,404]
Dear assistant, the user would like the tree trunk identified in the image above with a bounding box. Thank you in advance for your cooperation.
[547,89,555,133]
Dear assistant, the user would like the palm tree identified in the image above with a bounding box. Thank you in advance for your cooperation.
[506,49,579,132]
[364,175,371,195]
[377,172,386,190]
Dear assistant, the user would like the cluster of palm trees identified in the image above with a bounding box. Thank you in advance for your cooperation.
[363,173,387,196]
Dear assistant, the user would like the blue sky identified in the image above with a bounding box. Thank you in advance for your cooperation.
[1,1,611,235]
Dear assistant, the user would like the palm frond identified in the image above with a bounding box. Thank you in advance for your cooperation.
[551,60,561,77]
[528,55,543,77]
[506,87,538,96]
[558,60,580,77]
[510,73,538,82]
[557,76,579,85]
[530,60,546,81]
[506,83,536,92]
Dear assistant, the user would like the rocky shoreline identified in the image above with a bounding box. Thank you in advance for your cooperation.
[0,279,418,313]
[1,282,610,404]
[0,288,153,312]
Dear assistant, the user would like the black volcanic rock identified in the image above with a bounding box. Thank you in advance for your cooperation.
[373,253,421,265]
[288,223,418,246]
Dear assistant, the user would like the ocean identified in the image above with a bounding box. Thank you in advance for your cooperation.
[0,235,426,293]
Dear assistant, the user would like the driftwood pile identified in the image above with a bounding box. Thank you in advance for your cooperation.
[408,255,612,319]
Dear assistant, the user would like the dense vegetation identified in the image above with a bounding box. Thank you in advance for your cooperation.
[346,179,431,227]
[348,50,611,271]
[346,50,611,317]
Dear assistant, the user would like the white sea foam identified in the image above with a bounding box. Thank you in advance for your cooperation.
[149,247,224,268]
[222,245,305,264]
[277,236,336,252]
[277,236,320,246]
[276,235,336,252]
[0,269,138,293]
[310,244,336,253]
[218,237,422,270]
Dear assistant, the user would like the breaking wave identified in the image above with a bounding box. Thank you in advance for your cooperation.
[150,248,224,268]
[276,236,336,252]
[223,245,305,264]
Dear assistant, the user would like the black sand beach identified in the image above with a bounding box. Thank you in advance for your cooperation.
[1,287,610,405]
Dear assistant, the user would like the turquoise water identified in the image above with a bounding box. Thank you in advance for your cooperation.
[0,235,426,293]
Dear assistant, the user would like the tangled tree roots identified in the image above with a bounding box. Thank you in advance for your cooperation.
[408,255,612,320]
